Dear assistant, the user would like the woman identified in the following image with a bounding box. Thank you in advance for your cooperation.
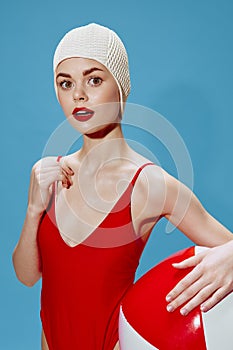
[12,23,233,350]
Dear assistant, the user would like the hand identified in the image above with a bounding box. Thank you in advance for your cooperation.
[27,156,74,215]
[166,241,233,316]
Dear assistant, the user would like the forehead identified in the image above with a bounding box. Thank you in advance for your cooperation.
[55,57,108,75]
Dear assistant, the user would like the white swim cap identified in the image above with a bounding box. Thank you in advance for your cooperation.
[53,23,131,114]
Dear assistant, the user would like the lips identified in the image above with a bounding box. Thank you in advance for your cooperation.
[72,107,95,122]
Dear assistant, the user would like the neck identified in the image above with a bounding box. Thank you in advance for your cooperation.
[78,123,129,171]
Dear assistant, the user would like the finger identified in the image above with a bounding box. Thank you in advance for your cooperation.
[35,168,71,192]
[166,264,202,302]
[59,164,74,188]
[60,173,73,188]
[35,173,64,194]
[179,283,215,316]
[34,163,70,181]
[200,287,229,312]
[57,162,74,183]
[172,252,204,269]
[61,169,73,186]
[167,277,207,312]
[58,158,75,176]
[61,166,75,177]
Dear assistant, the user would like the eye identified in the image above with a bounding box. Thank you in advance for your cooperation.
[59,80,74,90]
[88,77,103,86]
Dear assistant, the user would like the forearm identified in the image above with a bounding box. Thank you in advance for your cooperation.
[177,209,233,247]
[12,156,70,286]
[162,172,233,315]
[12,207,43,286]
[200,211,233,246]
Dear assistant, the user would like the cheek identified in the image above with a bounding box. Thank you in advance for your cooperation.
[93,102,120,123]
[92,84,120,104]
[105,86,120,103]
[57,92,71,115]
[92,85,120,120]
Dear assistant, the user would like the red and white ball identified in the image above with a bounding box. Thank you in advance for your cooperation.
[119,246,233,350]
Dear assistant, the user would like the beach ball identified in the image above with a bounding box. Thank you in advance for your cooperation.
[119,246,233,350]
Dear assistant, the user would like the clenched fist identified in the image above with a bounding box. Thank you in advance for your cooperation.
[27,156,74,216]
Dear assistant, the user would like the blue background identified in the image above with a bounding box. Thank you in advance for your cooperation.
[1,0,233,348]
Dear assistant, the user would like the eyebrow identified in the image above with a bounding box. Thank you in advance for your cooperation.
[83,67,104,76]
[56,67,104,80]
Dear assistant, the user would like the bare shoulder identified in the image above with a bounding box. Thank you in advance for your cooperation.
[131,162,177,218]
[134,162,169,194]
[141,163,181,189]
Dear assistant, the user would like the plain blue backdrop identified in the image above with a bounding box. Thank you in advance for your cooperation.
[1,0,233,348]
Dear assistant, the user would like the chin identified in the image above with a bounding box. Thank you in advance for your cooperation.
[84,122,119,138]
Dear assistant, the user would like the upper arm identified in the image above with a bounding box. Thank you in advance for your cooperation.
[131,165,167,235]
[133,166,232,246]
[163,172,200,225]
[163,172,232,246]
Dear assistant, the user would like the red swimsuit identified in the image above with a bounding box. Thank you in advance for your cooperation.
[37,157,153,349]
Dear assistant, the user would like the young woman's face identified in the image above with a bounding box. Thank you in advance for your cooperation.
[55,57,121,134]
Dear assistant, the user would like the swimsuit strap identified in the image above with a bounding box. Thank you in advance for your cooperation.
[130,162,155,186]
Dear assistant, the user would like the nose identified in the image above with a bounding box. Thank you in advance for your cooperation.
[73,84,88,102]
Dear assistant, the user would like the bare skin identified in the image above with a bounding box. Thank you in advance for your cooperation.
[166,239,233,314]
[41,331,48,350]
[13,57,233,349]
